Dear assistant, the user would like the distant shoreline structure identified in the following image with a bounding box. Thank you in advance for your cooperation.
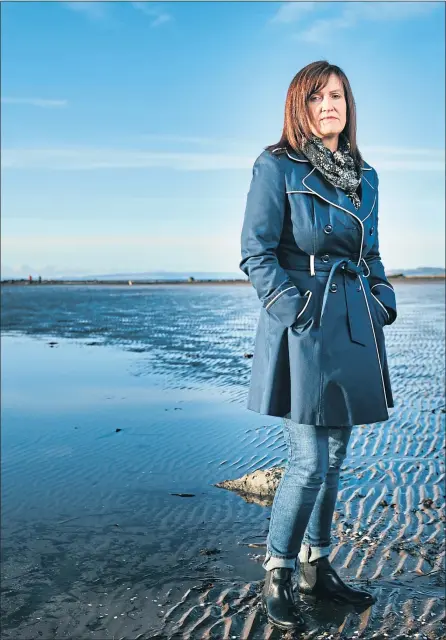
[1,274,445,286]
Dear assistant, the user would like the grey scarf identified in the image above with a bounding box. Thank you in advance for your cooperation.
[300,132,362,210]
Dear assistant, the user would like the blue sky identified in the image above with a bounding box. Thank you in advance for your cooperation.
[2,0,445,278]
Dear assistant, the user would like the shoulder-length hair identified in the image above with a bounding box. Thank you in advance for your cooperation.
[266,60,363,169]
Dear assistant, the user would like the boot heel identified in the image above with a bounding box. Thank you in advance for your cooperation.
[261,568,306,631]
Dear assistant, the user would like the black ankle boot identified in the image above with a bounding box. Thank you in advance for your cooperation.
[297,556,376,605]
[261,567,306,631]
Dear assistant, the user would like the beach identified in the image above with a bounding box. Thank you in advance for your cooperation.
[1,281,445,639]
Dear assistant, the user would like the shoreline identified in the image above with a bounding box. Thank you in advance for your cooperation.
[1,274,445,286]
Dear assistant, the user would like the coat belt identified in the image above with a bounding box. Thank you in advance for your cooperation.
[320,258,369,346]
[281,255,369,346]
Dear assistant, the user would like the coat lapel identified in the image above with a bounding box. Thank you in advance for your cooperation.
[285,148,376,224]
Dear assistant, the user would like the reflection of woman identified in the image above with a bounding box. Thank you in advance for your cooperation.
[239,60,397,631]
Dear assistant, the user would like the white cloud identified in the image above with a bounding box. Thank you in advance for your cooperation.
[366,147,445,157]
[269,0,440,43]
[270,2,316,25]
[1,145,444,172]
[374,160,444,172]
[63,1,109,21]
[139,134,234,146]
[1,97,68,108]
[2,233,232,249]
[1,148,253,171]
[131,2,172,27]
[297,2,439,43]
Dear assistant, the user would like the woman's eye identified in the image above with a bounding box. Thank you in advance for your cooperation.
[310,94,342,101]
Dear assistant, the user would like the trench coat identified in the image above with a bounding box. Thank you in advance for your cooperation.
[239,146,398,427]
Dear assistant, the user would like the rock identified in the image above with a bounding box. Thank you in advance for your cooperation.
[214,466,285,503]
[199,548,221,556]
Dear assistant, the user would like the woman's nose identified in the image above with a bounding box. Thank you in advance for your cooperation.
[321,96,334,112]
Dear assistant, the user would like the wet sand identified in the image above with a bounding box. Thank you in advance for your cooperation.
[1,281,445,639]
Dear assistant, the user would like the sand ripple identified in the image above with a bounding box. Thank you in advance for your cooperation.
[1,282,444,638]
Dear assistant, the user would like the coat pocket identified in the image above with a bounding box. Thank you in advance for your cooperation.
[290,289,315,332]
[370,291,390,326]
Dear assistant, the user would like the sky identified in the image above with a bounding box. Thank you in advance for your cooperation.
[1,0,445,278]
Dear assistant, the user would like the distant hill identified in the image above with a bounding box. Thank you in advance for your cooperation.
[386,267,445,277]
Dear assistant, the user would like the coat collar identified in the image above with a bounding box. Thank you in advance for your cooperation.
[282,147,376,224]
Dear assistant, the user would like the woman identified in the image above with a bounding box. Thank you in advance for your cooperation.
[239,61,397,631]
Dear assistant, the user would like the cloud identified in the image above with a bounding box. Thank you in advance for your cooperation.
[1,97,68,108]
[131,2,172,27]
[270,2,316,25]
[1,148,253,171]
[295,1,440,43]
[269,0,440,43]
[63,1,109,21]
[1,145,444,172]
[138,133,254,147]
[366,146,445,158]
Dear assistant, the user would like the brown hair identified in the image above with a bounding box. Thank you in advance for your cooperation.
[266,60,363,169]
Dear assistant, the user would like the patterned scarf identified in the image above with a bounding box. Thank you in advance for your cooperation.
[300,132,362,210]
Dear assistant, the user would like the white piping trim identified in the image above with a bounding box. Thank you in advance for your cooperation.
[371,283,395,293]
[310,254,315,276]
[360,193,377,223]
[358,275,388,408]
[361,258,371,277]
[302,167,365,267]
[264,285,297,310]
[362,174,375,188]
[288,189,377,226]
[284,149,309,163]
[371,292,390,322]
[296,290,312,319]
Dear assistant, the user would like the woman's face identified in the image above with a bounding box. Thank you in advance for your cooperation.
[307,73,347,140]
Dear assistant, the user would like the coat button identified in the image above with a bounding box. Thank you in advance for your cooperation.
[369,226,375,235]
[323,224,333,234]
[321,254,330,263]
[330,283,337,292]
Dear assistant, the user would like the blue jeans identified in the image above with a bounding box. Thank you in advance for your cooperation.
[262,417,353,572]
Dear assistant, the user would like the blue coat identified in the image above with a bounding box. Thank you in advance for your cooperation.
[239,146,398,427]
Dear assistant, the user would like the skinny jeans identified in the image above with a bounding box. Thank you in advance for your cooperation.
[263,417,353,571]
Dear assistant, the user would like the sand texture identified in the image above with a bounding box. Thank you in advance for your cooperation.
[1,281,444,639]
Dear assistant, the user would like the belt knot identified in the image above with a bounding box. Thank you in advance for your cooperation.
[341,259,364,277]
